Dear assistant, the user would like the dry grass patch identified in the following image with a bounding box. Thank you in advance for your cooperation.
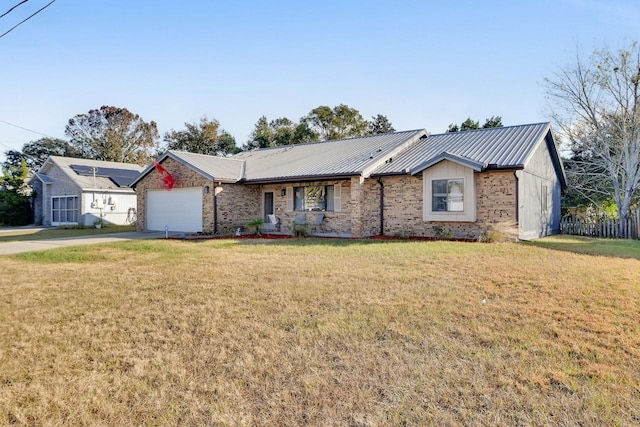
[0,225,136,243]
[1,238,639,425]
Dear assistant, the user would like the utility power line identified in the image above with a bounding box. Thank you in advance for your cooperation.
[0,0,56,40]
[0,0,29,20]
[0,119,61,139]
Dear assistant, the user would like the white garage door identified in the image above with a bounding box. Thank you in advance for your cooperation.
[147,188,203,232]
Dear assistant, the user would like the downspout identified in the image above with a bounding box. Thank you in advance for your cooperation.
[213,181,218,235]
[513,171,519,224]
[377,177,385,236]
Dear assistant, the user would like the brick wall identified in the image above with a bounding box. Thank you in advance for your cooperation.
[216,184,260,233]
[136,158,517,239]
[135,158,214,232]
[363,171,518,240]
[256,180,353,235]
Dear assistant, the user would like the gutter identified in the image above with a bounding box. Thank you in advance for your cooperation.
[213,180,218,235]
[514,171,519,224]
[243,173,355,185]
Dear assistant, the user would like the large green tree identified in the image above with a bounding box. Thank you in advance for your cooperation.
[545,42,640,230]
[447,116,503,132]
[65,106,160,164]
[0,159,31,225]
[164,117,240,156]
[366,114,395,135]
[245,105,396,150]
[244,116,317,150]
[3,137,77,172]
[302,104,368,140]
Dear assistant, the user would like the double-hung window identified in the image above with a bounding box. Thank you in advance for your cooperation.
[432,179,464,212]
[294,185,334,211]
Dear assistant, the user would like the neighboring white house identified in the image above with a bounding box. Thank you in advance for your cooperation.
[29,156,143,227]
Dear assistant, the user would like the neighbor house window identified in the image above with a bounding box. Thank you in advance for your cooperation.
[432,179,464,212]
[294,185,334,211]
[52,196,79,223]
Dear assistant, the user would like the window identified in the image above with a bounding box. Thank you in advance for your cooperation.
[432,179,464,212]
[294,185,334,211]
[52,196,78,224]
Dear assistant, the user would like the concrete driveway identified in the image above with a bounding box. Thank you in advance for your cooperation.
[0,231,167,256]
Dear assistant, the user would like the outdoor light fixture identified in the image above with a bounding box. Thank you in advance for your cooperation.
[204,186,210,194]
[281,189,286,196]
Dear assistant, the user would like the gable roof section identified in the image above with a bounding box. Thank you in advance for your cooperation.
[234,129,427,182]
[133,150,245,185]
[373,123,555,176]
[130,124,566,188]
[408,152,485,175]
[32,156,144,190]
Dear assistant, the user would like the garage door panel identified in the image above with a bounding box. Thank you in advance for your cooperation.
[147,188,202,232]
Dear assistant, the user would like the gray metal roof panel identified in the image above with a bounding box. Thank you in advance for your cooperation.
[233,130,427,181]
[166,150,244,182]
[372,123,551,175]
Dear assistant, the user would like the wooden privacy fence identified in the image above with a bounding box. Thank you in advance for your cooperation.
[560,210,640,239]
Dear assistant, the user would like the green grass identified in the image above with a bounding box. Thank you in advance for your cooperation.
[0,224,136,243]
[0,237,639,425]
[527,234,640,259]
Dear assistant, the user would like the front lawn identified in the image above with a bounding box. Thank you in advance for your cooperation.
[0,224,136,243]
[0,238,638,425]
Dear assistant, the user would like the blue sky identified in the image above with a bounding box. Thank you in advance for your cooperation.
[0,0,638,161]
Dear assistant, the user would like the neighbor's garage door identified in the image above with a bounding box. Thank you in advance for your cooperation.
[147,188,203,232]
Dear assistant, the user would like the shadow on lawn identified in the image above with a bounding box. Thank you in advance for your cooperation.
[525,236,640,261]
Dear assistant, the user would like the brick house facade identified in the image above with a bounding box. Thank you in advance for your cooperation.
[132,124,565,240]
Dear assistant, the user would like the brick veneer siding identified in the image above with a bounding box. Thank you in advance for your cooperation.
[254,180,353,235]
[135,158,214,232]
[137,159,518,239]
[215,184,260,233]
[367,171,518,239]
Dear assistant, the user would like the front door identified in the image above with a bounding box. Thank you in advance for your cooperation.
[264,191,274,220]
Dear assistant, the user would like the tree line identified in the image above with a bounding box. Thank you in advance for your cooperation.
[2,104,402,173]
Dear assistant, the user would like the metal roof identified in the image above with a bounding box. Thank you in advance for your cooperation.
[36,156,144,189]
[168,150,244,182]
[233,129,427,182]
[372,123,553,175]
[131,124,565,187]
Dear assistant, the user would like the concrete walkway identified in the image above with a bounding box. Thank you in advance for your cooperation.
[0,231,167,256]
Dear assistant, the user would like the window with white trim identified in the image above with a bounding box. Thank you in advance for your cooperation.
[432,179,464,212]
[294,185,334,211]
[52,196,79,224]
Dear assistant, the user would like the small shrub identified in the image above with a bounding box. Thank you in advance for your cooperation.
[433,225,452,240]
[293,223,310,237]
[247,217,265,235]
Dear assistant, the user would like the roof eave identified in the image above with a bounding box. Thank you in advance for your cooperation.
[243,173,357,185]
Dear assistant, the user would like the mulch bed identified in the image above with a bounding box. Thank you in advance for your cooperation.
[166,233,478,242]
